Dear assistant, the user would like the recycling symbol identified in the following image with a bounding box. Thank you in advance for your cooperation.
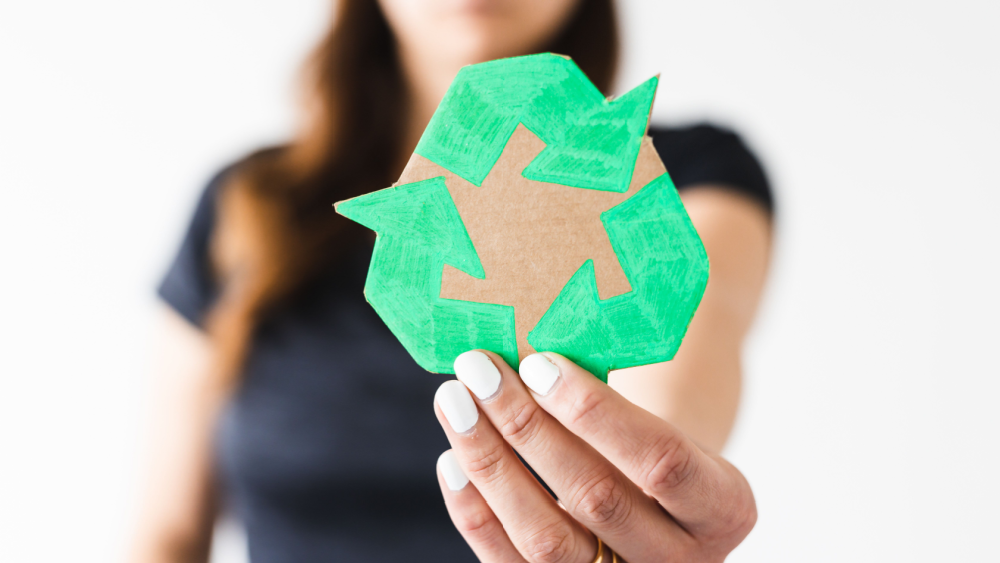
[336,54,708,381]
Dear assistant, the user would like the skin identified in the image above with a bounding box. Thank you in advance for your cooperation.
[438,349,759,562]
[132,306,220,563]
[433,187,769,563]
[131,1,772,561]
[378,0,582,163]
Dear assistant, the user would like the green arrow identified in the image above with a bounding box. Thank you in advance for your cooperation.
[335,177,518,373]
[337,55,707,380]
[416,53,657,193]
[527,173,709,381]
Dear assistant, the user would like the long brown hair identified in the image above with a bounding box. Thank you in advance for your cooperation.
[208,0,620,386]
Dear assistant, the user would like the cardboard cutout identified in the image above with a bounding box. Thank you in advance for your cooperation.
[336,54,708,381]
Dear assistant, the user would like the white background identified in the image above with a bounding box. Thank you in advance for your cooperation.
[1,1,997,561]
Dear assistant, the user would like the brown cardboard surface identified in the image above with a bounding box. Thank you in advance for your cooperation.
[396,124,667,363]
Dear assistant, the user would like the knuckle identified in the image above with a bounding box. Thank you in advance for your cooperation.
[744,496,759,533]
[719,483,758,541]
[644,435,698,496]
[566,388,606,432]
[497,401,545,447]
[521,523,578,563]
[701,501,757,559]
[572,472,633,531]
[736,495,758,537]
[463,441,508,485]
[454,506,501,539]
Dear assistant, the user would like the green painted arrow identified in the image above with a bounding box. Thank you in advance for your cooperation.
[416,53,658,193]
[527,173,709,382]
[335,177,518,372]
[336,54,707,379]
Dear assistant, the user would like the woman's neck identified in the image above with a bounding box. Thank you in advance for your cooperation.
[397,47,468,165]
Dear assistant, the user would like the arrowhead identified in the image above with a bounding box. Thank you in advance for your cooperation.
[527,260,616,381]
[336,176,517,373]
[527,173,709,380]
[416,53,657,193]
[335,176,485,279]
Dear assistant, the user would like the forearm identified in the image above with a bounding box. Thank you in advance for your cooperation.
[610,186,771,453]
[130,528,213,563]
[131,307,221,563]
[609,312,743,454]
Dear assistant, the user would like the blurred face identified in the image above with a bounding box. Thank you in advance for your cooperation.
[378,0,582,68]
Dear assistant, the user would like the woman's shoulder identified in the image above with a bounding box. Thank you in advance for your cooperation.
[155,166,231,328]
[175,145,289,236]
[647,123,773,213]
[156,147,284,328]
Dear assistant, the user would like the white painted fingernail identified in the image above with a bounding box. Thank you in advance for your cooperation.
[438,450,469,491]
[454,351,502,400]
[435,380,479,433]
[519,353,561,396]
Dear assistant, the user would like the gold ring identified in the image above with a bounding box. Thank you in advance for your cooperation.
[590,537,622,563]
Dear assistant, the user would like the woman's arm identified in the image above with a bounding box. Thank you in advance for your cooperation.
[432,198,772,561]
[130,306,223,563]
[609,186,772,452]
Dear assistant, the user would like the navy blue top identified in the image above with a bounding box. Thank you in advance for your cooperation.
[158,124,772,563]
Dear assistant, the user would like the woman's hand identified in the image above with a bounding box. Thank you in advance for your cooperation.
[433,350,756,563]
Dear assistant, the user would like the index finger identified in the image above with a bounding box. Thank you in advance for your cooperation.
[518,352,756,539]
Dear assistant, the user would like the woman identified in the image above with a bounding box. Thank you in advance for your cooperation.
[133,0,773,561]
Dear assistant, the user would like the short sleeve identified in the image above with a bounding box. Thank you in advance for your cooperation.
[649,124,774,214]
[157,168,231,328]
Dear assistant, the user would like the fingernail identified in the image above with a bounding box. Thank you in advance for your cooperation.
[435,380,479,433]
[454,351,502,401]
[519,353,561,396]
[438,450,469,491]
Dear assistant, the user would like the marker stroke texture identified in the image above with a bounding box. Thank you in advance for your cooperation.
[528,173,708,380]
[336,177,519,372]
[417,53,657,192]
[336,54,708,380]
